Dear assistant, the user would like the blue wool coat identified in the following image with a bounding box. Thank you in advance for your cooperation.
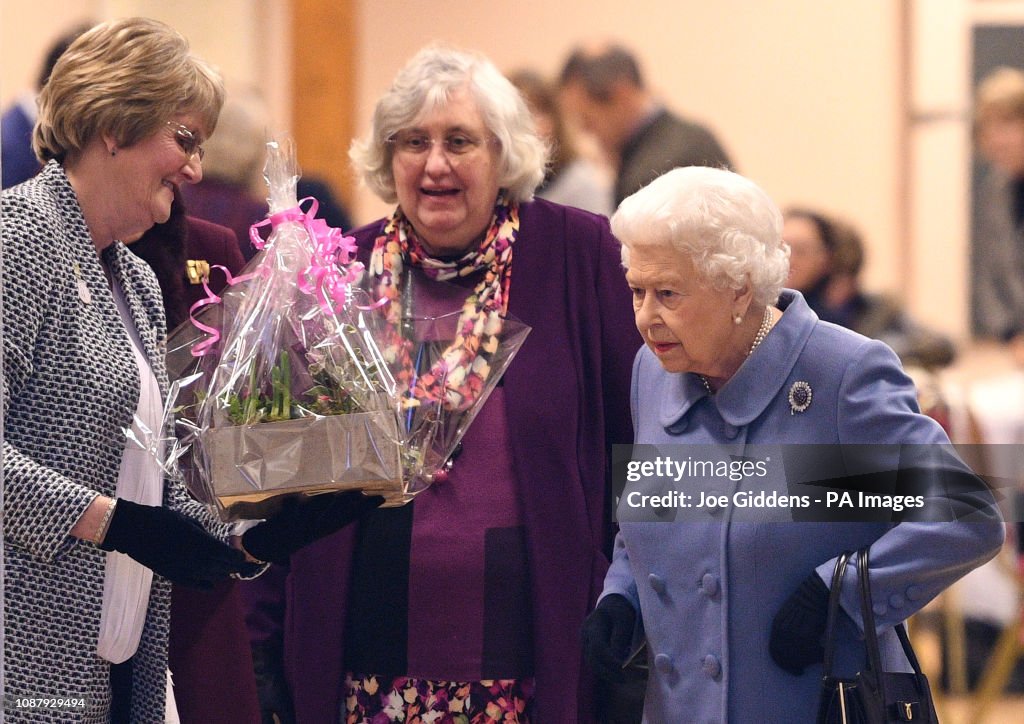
[603,290,1003,723]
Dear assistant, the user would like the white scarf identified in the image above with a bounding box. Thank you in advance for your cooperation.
[97,279,163,663]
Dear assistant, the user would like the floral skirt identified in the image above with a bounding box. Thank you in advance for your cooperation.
[343,673,534,723]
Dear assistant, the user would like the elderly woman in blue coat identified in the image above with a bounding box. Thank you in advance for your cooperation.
[582,166,1004,722]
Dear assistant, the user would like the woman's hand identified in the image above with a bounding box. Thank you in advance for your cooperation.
[240,491,385,564]
[98,499,262,588]
[769,572,830,675]
[581,593,637,683]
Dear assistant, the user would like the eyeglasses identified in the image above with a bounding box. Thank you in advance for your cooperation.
[387,131,491,163]
[166,121,205,162]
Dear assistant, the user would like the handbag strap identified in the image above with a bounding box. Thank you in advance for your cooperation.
[856,547,928,675]
[822,547,929,682]
[894,622,925,674]
[821,549,853,676]
[857,547,886,683]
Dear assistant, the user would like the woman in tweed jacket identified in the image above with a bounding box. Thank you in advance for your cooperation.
[0,18,254,723]
[1,18,378,722]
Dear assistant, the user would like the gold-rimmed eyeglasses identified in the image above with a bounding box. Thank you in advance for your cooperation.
[387,131,492,164]
[166,121,205,162]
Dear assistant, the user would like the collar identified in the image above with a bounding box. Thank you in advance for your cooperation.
[658,289,817,428]
[620,105,667,160]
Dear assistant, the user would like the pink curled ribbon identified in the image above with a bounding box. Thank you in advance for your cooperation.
[188,264,267,357]
[191,197,387,357]
[295,207,363,314]
[248,202,309,251]
[250,198,363,315]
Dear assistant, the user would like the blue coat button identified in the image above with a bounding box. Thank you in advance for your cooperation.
[649,573,667,594]
[872,601,887,617]
[704,492,725,516]
[889,593,905,609]
[702,654,722,678]
[700,573,719,597]
[666,418,688,435]
[905,585,922,601]
[654,653,674,674]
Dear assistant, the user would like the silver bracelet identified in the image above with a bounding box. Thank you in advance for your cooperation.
[93,498,118,546]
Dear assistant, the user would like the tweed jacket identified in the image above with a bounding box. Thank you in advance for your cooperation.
[603,291,1003,723]
[2,161,231,723]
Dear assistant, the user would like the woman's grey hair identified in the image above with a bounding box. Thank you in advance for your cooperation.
[611,166,790,307]
[350,44,549,204]
[34,17,224,164]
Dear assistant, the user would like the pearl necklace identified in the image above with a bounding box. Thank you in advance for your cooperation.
[748,305,773,355]
[700,306,774,394]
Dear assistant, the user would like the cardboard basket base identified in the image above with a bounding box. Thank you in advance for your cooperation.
[201,411,402,519]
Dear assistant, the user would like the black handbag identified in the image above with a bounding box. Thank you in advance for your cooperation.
[816,548,937,723]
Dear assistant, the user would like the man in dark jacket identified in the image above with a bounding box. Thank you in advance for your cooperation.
[558,43,733,206]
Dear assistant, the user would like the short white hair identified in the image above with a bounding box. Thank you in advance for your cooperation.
[350,44,548,204]
[611,166,790,307]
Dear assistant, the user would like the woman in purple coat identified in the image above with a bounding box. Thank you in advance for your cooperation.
[243,45,640,723]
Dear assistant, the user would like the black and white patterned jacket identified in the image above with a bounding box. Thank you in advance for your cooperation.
[2,161,229,722]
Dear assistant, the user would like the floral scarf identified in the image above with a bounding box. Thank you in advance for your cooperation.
[368,193,519,411]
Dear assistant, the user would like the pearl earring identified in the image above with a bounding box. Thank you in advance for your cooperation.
[733,314,742,325]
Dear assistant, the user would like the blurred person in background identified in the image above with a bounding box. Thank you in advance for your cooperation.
[179,86,273,260]
[558,42,732,206]
[127,188,246,329]
[973,66,1024,360]
[508,68,613,216]
[1,22,90,188]
[783,207,955,370]
[244,44,640,723]
[182,86,353,260]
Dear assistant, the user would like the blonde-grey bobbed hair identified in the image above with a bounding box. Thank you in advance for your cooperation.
[611,166,790,307]
[350,44,549,204]
[974,66,1024,128]
[33,17,224,164]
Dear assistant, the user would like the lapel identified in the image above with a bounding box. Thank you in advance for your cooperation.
[45,161,166,398]
[105,244,166,378]
[713,291,816,426]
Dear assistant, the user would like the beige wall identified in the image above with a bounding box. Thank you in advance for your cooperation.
[352,0,905,304]
[0,1,291,130]
[0,1,100,104]
[1,0,980,338]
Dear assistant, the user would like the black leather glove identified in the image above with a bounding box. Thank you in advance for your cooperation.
[99,499,261,588]
[251,641,296,724]
[581,593,637,684]
[770,572,831,675]
[241,491,384,564]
